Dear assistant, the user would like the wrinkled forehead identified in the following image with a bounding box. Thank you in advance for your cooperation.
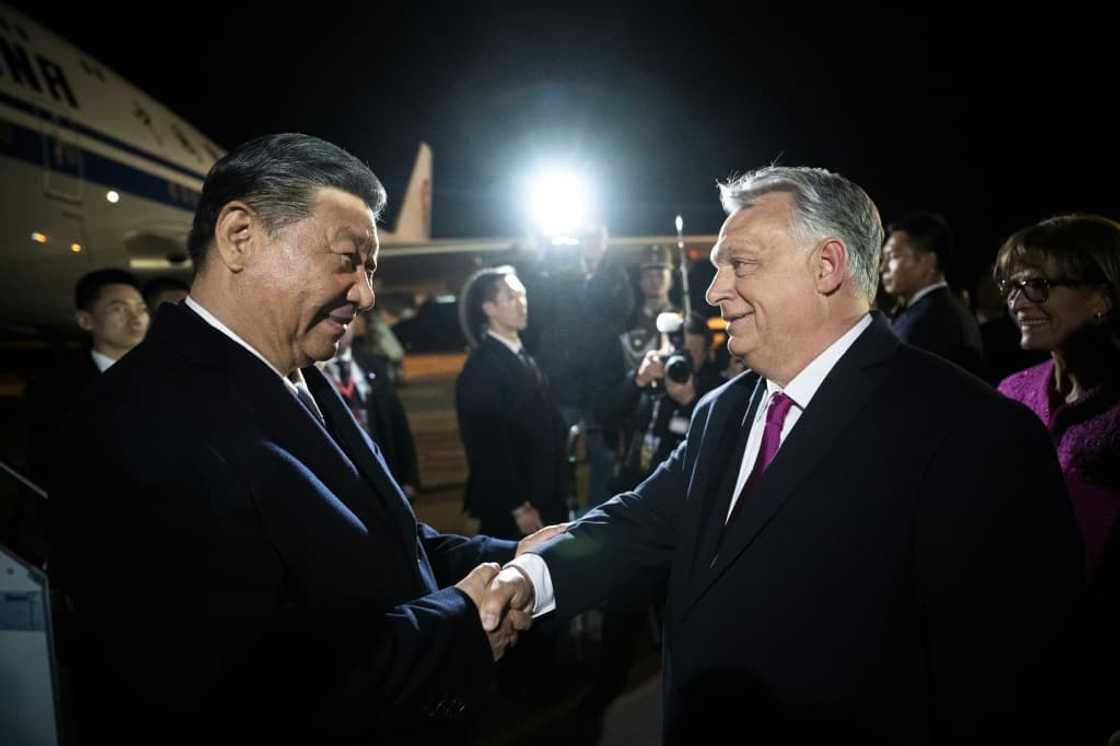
[711,198,792,263]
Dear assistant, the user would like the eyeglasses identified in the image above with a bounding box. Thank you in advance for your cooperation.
[997,277,1083,304]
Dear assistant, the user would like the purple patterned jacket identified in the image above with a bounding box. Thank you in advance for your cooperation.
[1000,360,1120,575]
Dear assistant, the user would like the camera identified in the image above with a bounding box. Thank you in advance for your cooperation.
[655,312,693,384]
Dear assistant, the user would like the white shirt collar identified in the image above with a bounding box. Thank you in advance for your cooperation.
[756,313,873,423]
[907,280,949,307]
[184,296,302,396]
[90,349,116,372]
[487,331,523,355]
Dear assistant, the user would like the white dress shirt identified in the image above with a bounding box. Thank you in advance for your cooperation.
[486,330,524,355]
[513,313,873,616]
[90,349,116,372]
[727,313,872,519]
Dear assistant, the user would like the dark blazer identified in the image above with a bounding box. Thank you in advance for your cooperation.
[48,303,517,745]
[456,336,568,539]
[537,313,1084,745]
[23,350,101,485]
[892,285,985,376]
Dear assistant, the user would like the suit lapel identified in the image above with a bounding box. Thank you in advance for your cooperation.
[304,365,418,551]
[155,305,416,571]
[679,315,900,618]
[667,372,761,619]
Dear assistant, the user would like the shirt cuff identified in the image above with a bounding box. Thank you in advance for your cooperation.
[505,553,556,617]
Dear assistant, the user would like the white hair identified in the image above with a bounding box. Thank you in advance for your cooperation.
[718,166,883,301]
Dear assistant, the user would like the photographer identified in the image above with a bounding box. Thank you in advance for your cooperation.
[521,226,634,508]
[614,312,722,492]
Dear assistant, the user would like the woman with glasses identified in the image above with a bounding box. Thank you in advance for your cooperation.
[995,214,1119,575]
[994,215,1119,743]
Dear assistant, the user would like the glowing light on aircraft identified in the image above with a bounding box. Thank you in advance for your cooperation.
[528,168,591,236]
[106,190,120,204]
[70,243,82,253]
[31,233,47,244]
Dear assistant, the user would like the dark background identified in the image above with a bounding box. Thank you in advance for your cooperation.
[12,1,1117,290]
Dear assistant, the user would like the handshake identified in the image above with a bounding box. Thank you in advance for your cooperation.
[454,523,568,660]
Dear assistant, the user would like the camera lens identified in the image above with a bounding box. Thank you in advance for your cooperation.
[665,352,692,384]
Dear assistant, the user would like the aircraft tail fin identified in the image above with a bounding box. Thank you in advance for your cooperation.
[385,142,432,241]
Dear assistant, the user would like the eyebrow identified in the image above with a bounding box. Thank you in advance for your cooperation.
[710,241,757,265]
[334,227,374,251]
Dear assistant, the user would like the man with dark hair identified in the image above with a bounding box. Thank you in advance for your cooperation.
[456,265,568,540]
[23,268,148,483]
[880,211,985,374]
[484,167,1082,744]
[72,268,150,365]
[141,275,190,310]
[49,133,559,744]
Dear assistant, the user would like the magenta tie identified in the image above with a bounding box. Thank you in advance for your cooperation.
[727,392,795,523]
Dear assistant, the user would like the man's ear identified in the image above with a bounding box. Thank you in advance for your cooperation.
[212,201,258,273]
[814,238,848,295]
[75,309,94,332]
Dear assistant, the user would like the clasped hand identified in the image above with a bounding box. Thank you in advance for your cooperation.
[454,523,567,660]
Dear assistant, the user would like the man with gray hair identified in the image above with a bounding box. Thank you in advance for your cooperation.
[484,166,1083,743]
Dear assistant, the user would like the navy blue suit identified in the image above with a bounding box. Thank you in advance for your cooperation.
[891,285,985,376]
[49,303,516,744]
[536,313,1083,745]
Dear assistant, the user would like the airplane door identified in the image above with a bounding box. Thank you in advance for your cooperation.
[39,109,83,204]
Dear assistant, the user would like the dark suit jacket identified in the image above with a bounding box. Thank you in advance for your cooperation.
[456,336,568,539]
[892,285,985,376]
[23,350,100,485]
[48,303,517,745]
[537,313,1084,745]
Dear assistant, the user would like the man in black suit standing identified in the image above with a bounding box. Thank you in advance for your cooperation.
[49,134,559,745]
[881,211,985,375]
[456,266,568,540]
[24,268,149,484]
[484,167,1084,744]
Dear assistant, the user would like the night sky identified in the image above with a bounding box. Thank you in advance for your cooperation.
[11,2,1117,288]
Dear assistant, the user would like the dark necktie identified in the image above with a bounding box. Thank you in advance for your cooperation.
[518,348,546,390]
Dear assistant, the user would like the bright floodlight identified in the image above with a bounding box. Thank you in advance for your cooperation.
[675,215,683,233]
[529,168,589,236]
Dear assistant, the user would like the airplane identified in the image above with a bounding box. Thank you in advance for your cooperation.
[0,1,719,343]
[0,1,444,339]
